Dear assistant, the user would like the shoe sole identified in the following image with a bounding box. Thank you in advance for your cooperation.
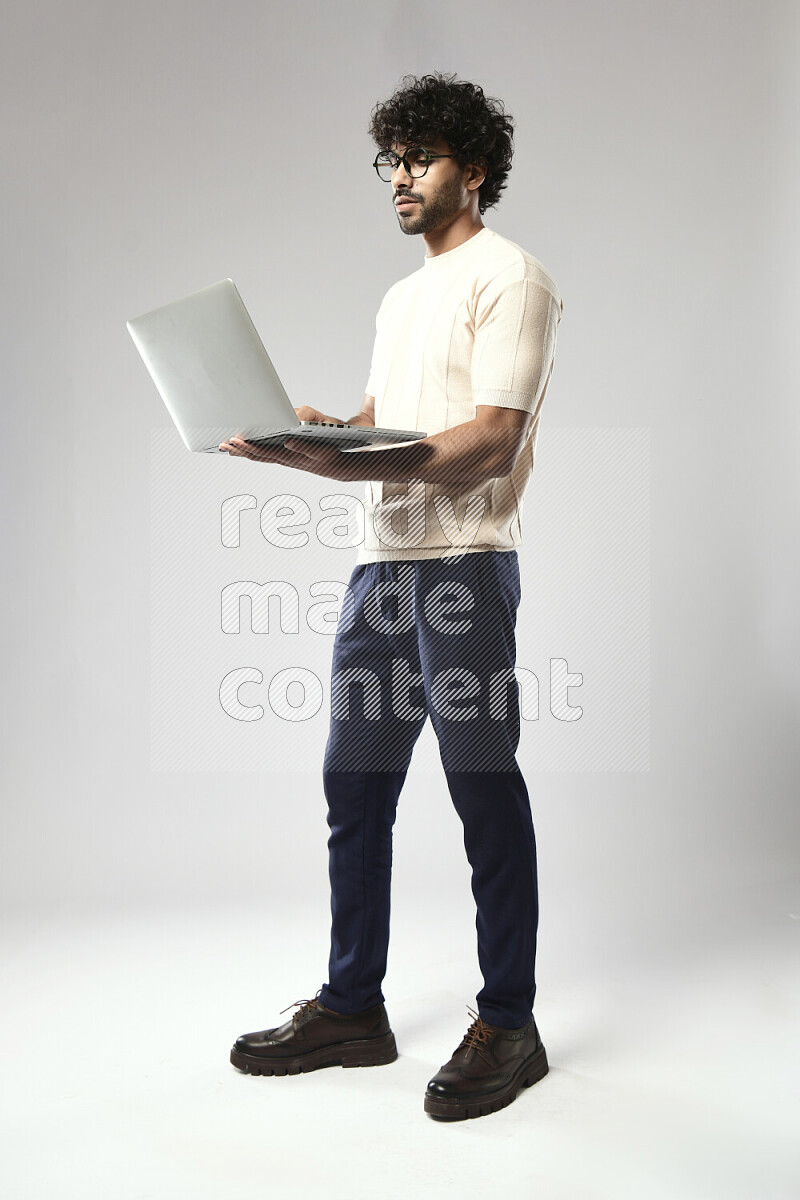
[230,1031,398,1075]
[423,1043,549,1121]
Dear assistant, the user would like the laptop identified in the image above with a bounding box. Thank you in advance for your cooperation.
[126,278,427,454]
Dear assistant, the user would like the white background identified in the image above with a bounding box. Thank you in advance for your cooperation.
[1,1,798,1196]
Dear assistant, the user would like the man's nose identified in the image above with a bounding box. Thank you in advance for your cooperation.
[392,158,413,187]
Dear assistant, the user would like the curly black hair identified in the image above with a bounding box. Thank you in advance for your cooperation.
[368,72,515,215]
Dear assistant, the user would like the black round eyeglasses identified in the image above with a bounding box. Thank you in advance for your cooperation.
[373,146,457,182]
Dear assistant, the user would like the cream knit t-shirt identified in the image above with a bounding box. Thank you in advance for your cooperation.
[358,225,563,563]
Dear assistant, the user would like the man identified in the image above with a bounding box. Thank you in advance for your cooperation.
[222,71,563,1122]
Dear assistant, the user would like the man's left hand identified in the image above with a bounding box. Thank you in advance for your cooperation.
[219,436,358,480]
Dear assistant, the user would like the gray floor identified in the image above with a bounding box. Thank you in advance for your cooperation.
[1,900,797,1199]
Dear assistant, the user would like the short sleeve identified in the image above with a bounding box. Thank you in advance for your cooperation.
[364,284,396,398]
[365,309,381,395]
[471,275,562,416]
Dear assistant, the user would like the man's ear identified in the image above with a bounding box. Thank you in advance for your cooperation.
[467,159,487,191]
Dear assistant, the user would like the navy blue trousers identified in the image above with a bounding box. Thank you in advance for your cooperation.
[317,549,539,1030]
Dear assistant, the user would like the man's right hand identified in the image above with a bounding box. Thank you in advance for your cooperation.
[294,404,374,428]
[294,405,341,424]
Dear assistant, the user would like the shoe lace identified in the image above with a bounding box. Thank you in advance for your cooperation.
[457,1005,495,1061]
[279,990,324,1024]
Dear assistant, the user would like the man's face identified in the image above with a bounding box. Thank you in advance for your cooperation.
[389,136,481,235]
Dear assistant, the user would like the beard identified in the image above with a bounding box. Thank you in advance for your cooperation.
[396,172,465,235]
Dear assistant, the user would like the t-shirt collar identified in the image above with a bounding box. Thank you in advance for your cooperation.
[423,226,490,267]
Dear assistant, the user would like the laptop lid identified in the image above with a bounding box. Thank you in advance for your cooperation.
[127,279,301,452]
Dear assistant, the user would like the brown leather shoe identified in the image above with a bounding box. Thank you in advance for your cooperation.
[424,1006,548,1120]
[230,990,398,1076]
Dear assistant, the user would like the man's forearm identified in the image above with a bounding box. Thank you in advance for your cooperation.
[342,419,510,486]
[229,411,514,487]
[345,409,375,427]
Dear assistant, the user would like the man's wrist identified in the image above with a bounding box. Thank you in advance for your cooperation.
[345,412,375,428]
